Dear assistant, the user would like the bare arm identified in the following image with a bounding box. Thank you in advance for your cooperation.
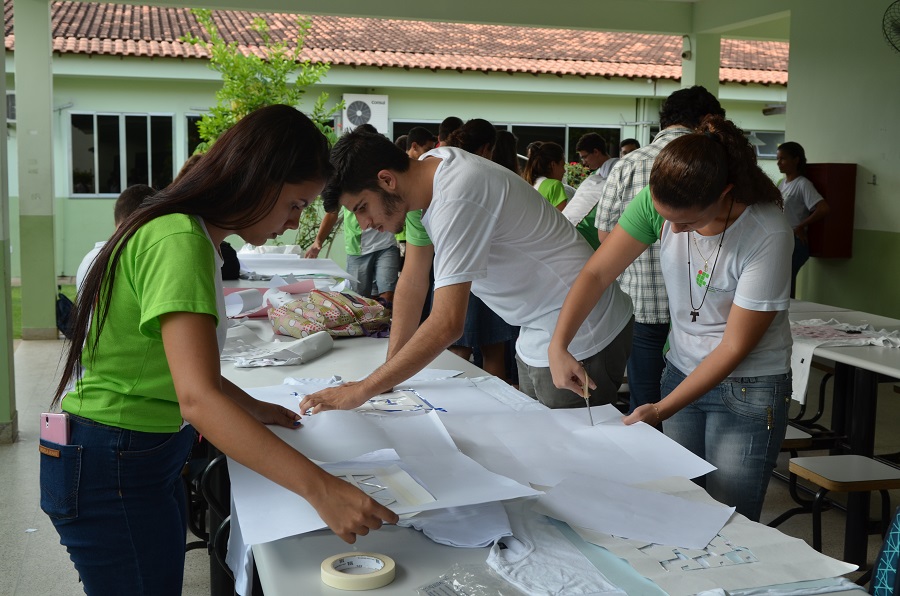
[623,306,778,425]
[548,224,648,394]
[304,211,340,259]
[220,376,301,428]
[300,282,470,413]
[162,312,398,543]
[597,229,611,243]
[794,200,831,240]
[387,243,435,360]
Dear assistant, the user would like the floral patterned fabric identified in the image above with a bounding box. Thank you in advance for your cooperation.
[269,290,391,339]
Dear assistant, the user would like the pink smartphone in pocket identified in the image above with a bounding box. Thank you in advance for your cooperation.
[40,412,70,445]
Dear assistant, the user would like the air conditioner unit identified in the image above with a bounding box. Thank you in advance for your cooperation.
[341,94,388,134]
[5,92,15,124]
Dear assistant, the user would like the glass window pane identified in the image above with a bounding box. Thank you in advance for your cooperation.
[510,125,566,159]
[567,127,621,162]
[125,115,149,188]
[755,131,785,159]
[187,115,202,156]
[70,114,95,194]
[96,115,121,194]
[150,116,173,189]
[391,121,437,144]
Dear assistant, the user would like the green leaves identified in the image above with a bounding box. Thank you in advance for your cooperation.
[183,10,344,250]
[183,9,341,153]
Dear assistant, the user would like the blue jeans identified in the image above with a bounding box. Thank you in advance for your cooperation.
[347,246,401,297]
[626,322,669,413]
[790,236,810,298]
[661,363,791,522]
[40,414,196,595]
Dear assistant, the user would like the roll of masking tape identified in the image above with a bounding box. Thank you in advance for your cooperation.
[320,552,396,591]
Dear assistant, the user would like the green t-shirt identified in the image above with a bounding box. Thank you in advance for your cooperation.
[63,214,220,433]
[537,178,568,208]
[342,206,363,256]
[405,209,432,247]
[618,185,665,244]
[575,205,601,251]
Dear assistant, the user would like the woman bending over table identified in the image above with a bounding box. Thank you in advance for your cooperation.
[43,105,397,594]
[549,115,793,521]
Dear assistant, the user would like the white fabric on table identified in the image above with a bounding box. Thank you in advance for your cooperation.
[790,318,900,403]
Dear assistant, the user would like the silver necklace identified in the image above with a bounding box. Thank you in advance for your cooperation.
[687,199,735,323]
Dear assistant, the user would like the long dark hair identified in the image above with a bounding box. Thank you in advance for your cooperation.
[777,141,808,175]
[444,118,496,156]
[491,130,520,174]
[54,104,332,405]
[649,115,783,211]
[522,141,564,184]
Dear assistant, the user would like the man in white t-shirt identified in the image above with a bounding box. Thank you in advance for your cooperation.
[299,129,634,413]
[75,184,155,291]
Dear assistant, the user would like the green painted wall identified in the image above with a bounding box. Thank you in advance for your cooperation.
[798,230,900,319]
[785,1,900,317]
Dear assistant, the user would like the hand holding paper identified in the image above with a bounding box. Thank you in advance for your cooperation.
[306,472,399,544]
[300,381,370,414]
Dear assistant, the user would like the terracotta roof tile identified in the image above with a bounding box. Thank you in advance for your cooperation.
[4,1,787,84]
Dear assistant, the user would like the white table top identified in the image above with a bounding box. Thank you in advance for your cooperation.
[223,331,866,596]
[788,309,900,380]
[222,335,484,389]
[790,299,851,313]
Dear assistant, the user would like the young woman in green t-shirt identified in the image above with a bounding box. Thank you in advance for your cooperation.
[44,105,397,593]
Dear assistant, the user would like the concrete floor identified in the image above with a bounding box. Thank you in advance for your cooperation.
[1,339,897,595]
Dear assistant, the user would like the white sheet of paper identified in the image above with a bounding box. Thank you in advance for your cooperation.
[237,255,357,282]
[225,289,266,317]
[571,476,856,595]
[230,390,539,545]
[533,475,734,549]
[402,369,465,383]
[440,405,714,488]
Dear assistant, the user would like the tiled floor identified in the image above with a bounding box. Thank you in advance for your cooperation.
[2,339,897,595]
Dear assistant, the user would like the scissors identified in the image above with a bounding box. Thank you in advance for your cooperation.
[582,365,593,426]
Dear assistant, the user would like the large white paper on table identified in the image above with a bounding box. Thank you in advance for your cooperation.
[534,475,734,549]
[440,404,715,488]
[237,255,357,282]
[571,476,856,596]
[228,402,539,545]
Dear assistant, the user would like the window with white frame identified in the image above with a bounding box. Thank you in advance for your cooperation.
[70,113,174,195]
[747,131,785,159]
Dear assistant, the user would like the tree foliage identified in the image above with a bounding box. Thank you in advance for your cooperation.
[184,9,341,150]
[183,9,342,248]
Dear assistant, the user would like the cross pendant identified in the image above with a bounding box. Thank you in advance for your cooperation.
[690,310,699,322]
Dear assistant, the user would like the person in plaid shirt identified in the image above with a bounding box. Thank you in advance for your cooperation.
[595,86,725,418]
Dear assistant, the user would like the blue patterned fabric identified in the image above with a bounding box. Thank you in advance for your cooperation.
[872,507,900,595]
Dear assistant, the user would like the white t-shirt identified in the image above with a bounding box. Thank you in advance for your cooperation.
[778,176,824,229]
[661,201,793,377]
[420,147,633,367]
[562,158,619,225]
[360,227,397,255]
[75,241,107,292]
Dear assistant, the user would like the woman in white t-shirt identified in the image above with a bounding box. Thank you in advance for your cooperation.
[776,141,831,297]
[549,115,792,522]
